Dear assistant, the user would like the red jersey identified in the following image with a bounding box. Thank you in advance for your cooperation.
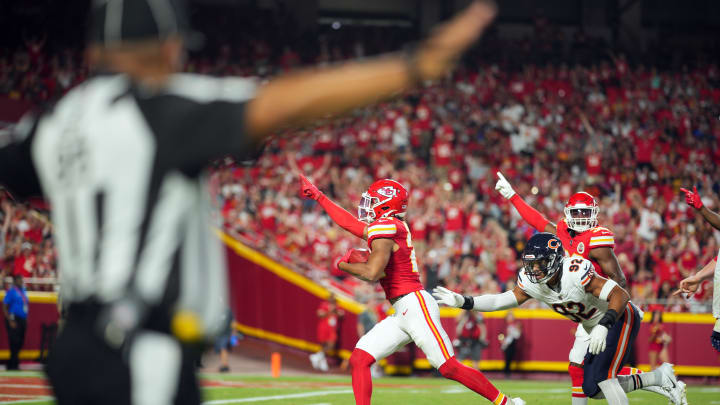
[366,217,423,300]
[555,219,615,277]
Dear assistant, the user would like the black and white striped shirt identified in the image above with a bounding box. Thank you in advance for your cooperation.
[0,73,260,336]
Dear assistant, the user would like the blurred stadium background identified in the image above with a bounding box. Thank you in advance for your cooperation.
[0,0,719,402]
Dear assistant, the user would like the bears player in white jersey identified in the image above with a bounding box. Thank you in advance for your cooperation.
[433,233,687,405]
[300,175,524,405]
[494,172,681,404]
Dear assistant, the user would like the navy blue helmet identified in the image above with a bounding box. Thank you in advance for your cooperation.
[522,232,564,283]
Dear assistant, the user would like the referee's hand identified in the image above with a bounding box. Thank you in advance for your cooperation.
[416,0,497,81]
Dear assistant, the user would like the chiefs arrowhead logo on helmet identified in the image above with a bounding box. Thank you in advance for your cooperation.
[358,179,409,222]
[376,186,398,198]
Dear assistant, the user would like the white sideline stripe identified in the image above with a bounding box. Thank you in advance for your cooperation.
[202,389,352,404]
[0,397,53,405]
[0,385,50,389]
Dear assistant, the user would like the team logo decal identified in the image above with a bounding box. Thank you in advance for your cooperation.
[577,242,585,254]
[547,239,560,251]
[377,186,398,198]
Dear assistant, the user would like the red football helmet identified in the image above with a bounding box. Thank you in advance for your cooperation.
[564,192,599,232]
[358,179,408,222]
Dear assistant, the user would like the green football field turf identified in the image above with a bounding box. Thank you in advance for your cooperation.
[1,371,718,404]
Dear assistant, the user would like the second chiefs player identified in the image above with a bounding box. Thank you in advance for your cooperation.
[300,175,524,405]
[494,172,679,404]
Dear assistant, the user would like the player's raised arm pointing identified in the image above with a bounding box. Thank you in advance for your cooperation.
[681,186,720,230]
[495,171,556,233]
[299,174,368,239]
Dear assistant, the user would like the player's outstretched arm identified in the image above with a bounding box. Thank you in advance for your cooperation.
[495,172,556,233]
[589,247,627,289]
[244,1,497,138]
[338,238,392,282]
[673,258,716,297]
[432,285,528,311]
[300,174,367,239]
[681,186,720,230]
[585,274,630,354]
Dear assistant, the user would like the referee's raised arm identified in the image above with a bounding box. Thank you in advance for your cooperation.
[244,0,497,138]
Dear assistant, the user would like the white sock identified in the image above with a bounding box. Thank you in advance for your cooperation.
[571,396,588,405]
[597,379,629,405]
[714,318,720,333]
[617,371,660,392]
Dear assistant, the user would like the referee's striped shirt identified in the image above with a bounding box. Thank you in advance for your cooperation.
[0,73,260,337]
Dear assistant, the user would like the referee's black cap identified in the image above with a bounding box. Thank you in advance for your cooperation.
[88,0,203,49]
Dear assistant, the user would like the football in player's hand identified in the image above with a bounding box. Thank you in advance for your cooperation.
[347,248,370,263]
[336,248,369,272]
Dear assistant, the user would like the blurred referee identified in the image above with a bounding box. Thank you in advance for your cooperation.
[0,0,495,403]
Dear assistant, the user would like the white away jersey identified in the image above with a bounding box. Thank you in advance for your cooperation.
[517,257,607,333]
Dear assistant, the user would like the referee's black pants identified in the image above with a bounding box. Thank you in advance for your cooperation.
[46,304,201,405]
[4,316,26,370]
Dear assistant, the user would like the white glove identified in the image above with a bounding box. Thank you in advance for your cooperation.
[495,171,516,199]
[432,286,465,308]
[588,325,608,355]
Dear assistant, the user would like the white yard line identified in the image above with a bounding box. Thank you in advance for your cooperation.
[202,389,352,404]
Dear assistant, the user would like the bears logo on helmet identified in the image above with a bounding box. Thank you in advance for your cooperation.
[522,232,565,284]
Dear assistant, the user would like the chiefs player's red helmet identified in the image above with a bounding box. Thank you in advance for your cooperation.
[358,179,408,222]
[564,192,599,232]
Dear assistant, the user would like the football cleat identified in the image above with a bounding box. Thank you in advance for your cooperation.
[675,380,688,405]
[510,398,526,405]
[309,352,320,370]
[657,363,685,405]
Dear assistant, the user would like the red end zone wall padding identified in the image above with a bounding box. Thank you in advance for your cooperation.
[0,96,32,122]
[225,235,720,376]
[226,246,359,355]
[2,235,718,377]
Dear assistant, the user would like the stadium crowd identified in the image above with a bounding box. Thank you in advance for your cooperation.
[1,10,718,315]
[212,56,720,314]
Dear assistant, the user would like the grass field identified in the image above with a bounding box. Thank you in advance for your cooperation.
[1,371,718,404]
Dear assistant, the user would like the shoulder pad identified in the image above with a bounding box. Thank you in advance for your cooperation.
[588,228,615,248]
[576,259,595,287]
[591,226,614,236]
[367,221,398,239]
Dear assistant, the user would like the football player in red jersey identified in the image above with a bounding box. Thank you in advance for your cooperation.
[494,172,679,404]
[300,175,524,405]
